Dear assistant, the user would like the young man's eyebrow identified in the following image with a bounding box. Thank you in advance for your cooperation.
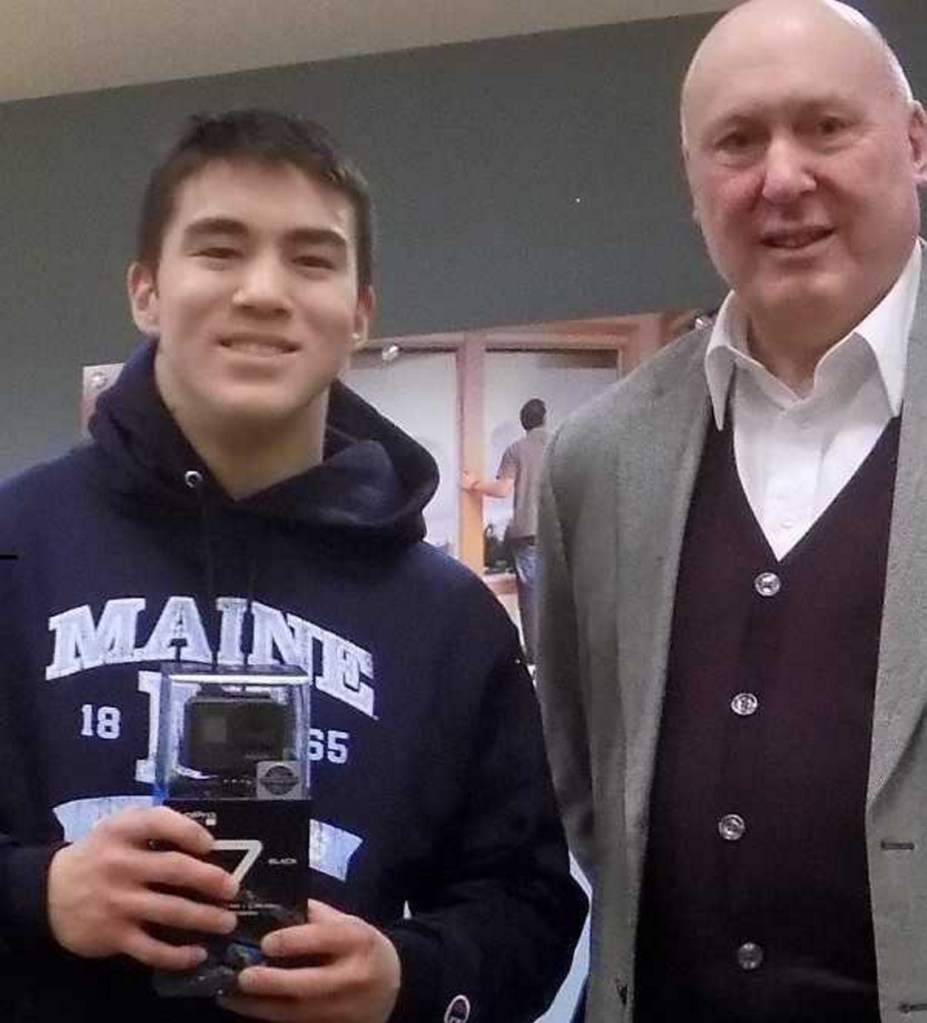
[182,216,249,240]
[181,218,348,249]
[286,227,349,249]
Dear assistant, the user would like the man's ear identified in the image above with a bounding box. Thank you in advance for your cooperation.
[680,143,702,225]
[352,286,376,350]
[126,262,160,336]
[910,101,927,188]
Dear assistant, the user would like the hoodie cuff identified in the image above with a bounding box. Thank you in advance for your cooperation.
[384,924,475,1023]
[1,843,65,950]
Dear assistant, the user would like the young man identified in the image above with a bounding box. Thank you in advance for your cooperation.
[537,1,927,1020]
[461,398,549,663]
[0,110,585,1023]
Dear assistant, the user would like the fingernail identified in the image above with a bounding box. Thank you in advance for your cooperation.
[221,912,238,933]
[234,968,257,992]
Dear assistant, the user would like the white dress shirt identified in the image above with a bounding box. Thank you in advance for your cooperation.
[704,243,922,561]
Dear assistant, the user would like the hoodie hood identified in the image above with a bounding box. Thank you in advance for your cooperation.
[88,341,438,546]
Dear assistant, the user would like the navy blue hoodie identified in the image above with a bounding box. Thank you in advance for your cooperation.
[0,342,585,1022]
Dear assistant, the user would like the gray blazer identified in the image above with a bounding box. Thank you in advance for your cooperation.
[536,261,927,1023]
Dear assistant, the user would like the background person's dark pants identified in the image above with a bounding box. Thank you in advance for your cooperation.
[510,537,537,663]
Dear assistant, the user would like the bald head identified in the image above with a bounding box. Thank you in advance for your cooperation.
[677,0,927,368]
[682,0,913,145]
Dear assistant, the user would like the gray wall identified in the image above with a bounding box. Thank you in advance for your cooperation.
[1,1,925,476]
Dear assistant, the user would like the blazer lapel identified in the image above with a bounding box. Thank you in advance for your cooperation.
[869,262,927,806]
[618,346,711,876]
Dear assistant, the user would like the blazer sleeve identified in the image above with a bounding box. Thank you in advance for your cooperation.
[535,428,596,882]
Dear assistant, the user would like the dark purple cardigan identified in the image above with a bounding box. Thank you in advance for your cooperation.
[634,415,900,1023]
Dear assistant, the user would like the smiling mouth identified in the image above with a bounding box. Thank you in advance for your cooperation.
[220,336,298,357]
[762,227,834,251]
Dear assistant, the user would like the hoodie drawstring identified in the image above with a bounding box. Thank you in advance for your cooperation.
[184,469,219,669]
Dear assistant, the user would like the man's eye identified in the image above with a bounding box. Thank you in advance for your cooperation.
[718,131,753,152]
[294,255,334,269]
[198,246,239,259]
[815,117,845,137]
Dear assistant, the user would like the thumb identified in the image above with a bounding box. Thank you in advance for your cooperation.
[304,898,345,924]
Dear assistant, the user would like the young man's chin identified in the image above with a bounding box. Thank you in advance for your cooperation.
[208,392,328,435]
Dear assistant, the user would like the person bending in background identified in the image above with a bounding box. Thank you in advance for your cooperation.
[462,398,549,663]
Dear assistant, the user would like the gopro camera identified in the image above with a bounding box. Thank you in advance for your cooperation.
[152,665,312,997]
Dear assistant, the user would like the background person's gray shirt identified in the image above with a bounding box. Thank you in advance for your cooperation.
[499,427,549,539]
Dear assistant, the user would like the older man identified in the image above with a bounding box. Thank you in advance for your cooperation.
[537,2,927,1021]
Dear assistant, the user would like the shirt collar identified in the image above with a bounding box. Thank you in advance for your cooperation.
[704,241,922,428]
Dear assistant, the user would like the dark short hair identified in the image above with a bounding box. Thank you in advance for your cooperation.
[520,398,546,430]
[136,109,375,289]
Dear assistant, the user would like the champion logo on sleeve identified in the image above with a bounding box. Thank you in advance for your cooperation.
[444,994,471,1023]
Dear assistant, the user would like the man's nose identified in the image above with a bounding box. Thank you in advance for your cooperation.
[760,135,816,205]
[233,254,291,313]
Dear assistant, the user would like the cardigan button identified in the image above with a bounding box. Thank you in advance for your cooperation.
[754,571,781,597]
[736,942,764,971]
[731,692,759,716]
[718,813,746,841]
